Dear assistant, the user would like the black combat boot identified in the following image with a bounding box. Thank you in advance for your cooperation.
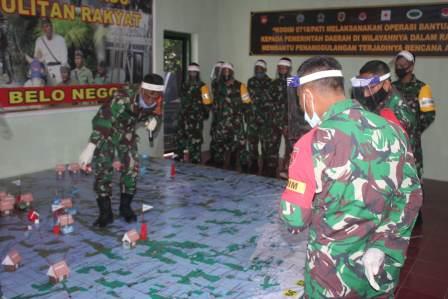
[93,196,114,227]
[119,193,137,223]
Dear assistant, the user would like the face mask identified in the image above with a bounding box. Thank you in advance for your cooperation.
[139,94,157,109]
[255,72,265,79]
[223,74,232,82]
[395,68,409,78]
[303,92,321,128]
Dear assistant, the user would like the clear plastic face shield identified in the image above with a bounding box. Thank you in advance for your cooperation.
[287,70,344,139]
[210,62,223,82]
[350,73,390,110]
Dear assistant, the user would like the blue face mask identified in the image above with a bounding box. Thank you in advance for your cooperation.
[303,93,321,128]
[139,94,157,110]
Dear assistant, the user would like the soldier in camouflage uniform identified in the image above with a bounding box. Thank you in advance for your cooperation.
[246,59,271,174]
[265,57,291,177]
[176,63,212,163]
[352,60,417,156]
[393,51,436,179]
[208,61,223,166]
[280,56,423,298]
[213,62,252,170]
[79,74,164,227]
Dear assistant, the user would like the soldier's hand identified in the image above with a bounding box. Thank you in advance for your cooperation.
[79,143,96,171]
[362,248,385,291]
[145,118,158,132]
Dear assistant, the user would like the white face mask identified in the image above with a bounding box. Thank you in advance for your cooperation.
[303,92,321,128]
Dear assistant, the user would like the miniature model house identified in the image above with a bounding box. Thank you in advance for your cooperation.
[0,195,15,216]
[2,250,22,272]
[47,261,70,284]
[68,163,81,174]
[122,229,140,249]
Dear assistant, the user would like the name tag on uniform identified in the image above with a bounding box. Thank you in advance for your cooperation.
[286,178,306,194]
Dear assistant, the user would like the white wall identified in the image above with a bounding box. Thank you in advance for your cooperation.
[213,0,448,181]
[153,0,219,152]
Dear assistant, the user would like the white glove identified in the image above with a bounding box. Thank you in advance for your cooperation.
[79,143,96,170]
[145,118,158,138]
[362,248,385,291]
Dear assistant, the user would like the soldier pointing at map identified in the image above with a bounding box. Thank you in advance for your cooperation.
[79,74,164,228]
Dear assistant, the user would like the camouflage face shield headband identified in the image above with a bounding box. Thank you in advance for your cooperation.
[287,70,344,88]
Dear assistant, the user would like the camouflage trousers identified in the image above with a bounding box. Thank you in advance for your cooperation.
[93,140,139,198]
[304,243,399,299]
[247,123,262,162]
[176,120,203,163]
[213,124,245,164]
[260,129,282,170]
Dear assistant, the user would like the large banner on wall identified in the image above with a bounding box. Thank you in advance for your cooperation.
[250,3,448,56]
[0,0,152,108]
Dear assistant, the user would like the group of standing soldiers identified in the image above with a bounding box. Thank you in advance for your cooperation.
[175,58,309,178]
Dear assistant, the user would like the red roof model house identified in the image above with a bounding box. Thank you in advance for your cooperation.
[55,164,66,176]
[2,250,22,272]
[68,163,81,174]
[0,195,15,216]
[47,261,70,284]
[122,229,140,249]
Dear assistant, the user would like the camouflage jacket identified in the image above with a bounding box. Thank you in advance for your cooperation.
[269,77,288,131]
[281,99,422,298]
[393,76,435,132]
[89,88,161,147]
[358,88,417,160]
[393,76,436,177]
[247,75,272,127]
[178,80,211,125]
[213,79,252,131]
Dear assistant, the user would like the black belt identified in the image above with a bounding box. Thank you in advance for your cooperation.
[47,62,61,66]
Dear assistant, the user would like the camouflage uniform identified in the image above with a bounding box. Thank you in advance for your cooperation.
[209,78,220,164]
[265,77,288,174]
[247,75,272,168]
[176,79,212,163]
[281,99,423,298]
[213,79,252,166]
[358,88,418,173]
[393,76,436,178]
[89,88,160,197]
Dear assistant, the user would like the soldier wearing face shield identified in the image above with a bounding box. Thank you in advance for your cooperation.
[280,56,422,298]
[392,51,435,180]
[213,62,252,170]
[246,59,272,174]
[352,61,416,140]
[79,74,164,228]
[265,57,292,177]
[176,63,212,163]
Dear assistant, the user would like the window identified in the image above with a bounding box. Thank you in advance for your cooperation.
[163,31,191,153]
